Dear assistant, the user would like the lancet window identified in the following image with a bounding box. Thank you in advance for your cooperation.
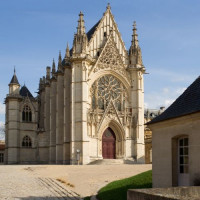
[91,75,126,111]
[22,135,32,148]
[22,105,32,122]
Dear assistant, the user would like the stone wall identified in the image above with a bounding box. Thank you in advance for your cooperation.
[128,187,200,200]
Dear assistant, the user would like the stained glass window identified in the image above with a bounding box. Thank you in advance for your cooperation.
[91,75,125,111]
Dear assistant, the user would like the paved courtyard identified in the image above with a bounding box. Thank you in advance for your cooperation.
[0,164,152,199]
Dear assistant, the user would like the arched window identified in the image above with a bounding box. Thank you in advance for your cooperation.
[22,135,32,148]
[22,105,32,122]
[91,75,126,111]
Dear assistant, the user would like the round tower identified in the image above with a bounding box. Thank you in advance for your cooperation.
[5,69,21,164]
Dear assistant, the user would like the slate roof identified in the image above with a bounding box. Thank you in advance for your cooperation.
[148,76,200,124]
[20,85,33,98]
[86,20,100,41]
[10,74,19,85]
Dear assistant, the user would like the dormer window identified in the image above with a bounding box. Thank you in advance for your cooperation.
[22,105,32,122]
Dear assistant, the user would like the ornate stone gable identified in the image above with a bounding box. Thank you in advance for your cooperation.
[87,6,128,62]
[21,96,36,112]
[97,100,123,133]
[89,33,128,77]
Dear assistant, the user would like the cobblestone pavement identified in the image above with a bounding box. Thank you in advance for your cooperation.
[0,164,152,199]
[0,166,82,200]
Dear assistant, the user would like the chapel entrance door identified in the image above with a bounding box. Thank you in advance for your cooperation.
[102,128,116,159]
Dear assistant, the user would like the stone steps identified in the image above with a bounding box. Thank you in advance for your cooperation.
[38,177,82,200]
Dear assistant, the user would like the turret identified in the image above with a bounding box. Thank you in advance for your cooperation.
[6,68,21,164]
[129,21,144,68]
[9,68,20,94]
[51,59,56,78]
[57,51,63,73]
[65,43,70,59]
[77,11,85,35]
[64,43,71,67]
[72,12,88,56]
[46,66,51,80]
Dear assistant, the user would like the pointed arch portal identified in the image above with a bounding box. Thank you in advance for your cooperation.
[102,127,116,159]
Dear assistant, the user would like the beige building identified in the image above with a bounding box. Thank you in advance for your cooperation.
[148,76,200,187]
[5,4,146,165]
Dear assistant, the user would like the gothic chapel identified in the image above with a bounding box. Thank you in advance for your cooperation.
[5,4,146,164]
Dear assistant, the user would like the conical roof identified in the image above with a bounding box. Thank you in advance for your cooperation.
[148,76,200,124]
[10,71,19,85]
[20,85,33,97]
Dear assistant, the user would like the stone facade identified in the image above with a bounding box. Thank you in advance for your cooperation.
[5,4,146,165]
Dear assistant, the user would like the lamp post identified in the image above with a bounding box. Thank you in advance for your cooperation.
[76,149,80,165]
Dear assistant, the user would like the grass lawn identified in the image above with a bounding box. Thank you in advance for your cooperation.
[84,197,91,200]
[96,170,152,200]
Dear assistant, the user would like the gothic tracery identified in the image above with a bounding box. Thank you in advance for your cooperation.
[92,35,128,77]
[91,75,126,111]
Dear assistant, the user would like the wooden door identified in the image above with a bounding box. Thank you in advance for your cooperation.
[102,128,116,159]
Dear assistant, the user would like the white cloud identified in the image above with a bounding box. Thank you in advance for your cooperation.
[175,87,186,95]
[150,68,195,83]
[0,102,5,115]
[145,86,186,109]
[164,99,174,107]
[162,87,170,94]
[144,102,149,109]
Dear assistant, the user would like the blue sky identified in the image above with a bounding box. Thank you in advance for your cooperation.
[1,0,200,125]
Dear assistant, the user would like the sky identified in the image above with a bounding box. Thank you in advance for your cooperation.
[1,0,200,129]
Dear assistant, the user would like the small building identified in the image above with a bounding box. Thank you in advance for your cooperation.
[148,76,200,187]
[0,140,5,164]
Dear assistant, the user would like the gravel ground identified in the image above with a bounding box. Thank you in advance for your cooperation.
[0,164,152,199]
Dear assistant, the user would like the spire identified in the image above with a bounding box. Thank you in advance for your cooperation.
[106,3,111,10]
[72,12,88,55]
[65,43,70,58]
[77,11,85,35]
[52,58,56,73]
[57,51,63,72]
[129,21,144,67]
[10,67,19,85]
[9,68,20,94]
[131,21,139,48]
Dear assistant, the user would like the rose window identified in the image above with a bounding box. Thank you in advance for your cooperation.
[91,75,126,111]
